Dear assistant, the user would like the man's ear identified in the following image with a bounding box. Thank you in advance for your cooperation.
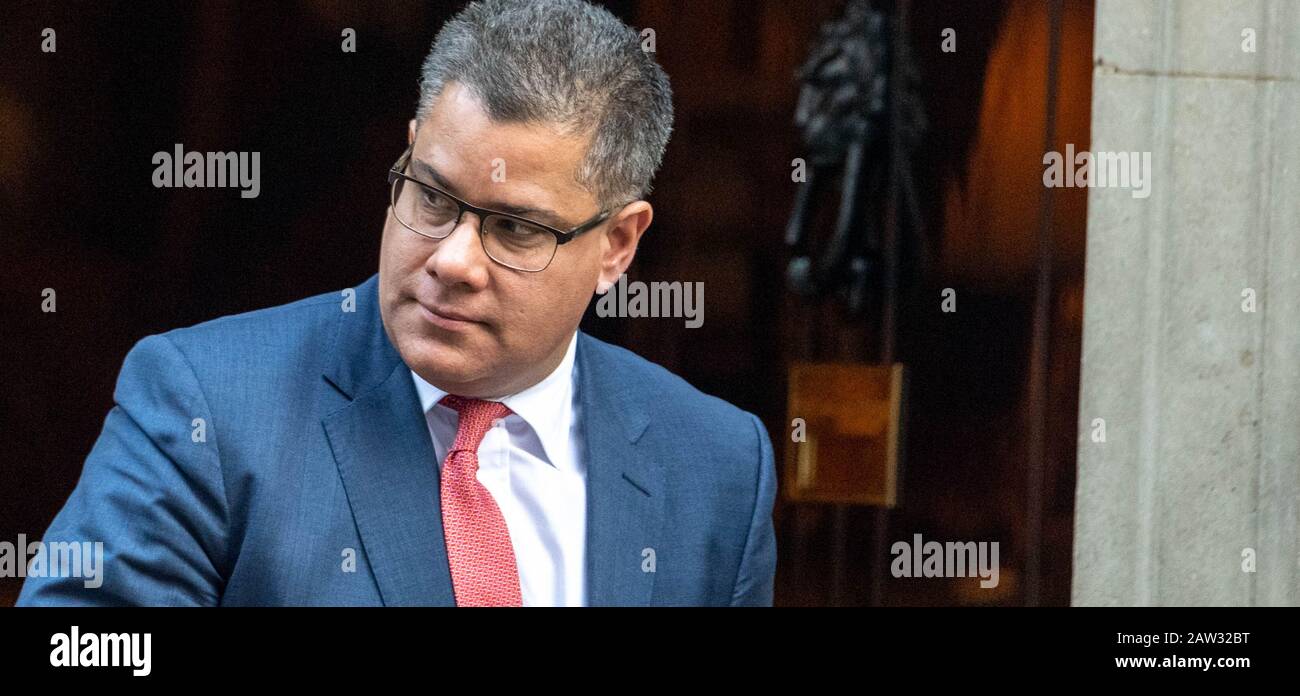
[407,119,418,145]
[596,202,653,294]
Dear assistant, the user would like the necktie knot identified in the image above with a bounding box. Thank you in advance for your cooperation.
[440,394,512,454]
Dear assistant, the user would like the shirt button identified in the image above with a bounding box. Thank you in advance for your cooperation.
[492,418,504,428]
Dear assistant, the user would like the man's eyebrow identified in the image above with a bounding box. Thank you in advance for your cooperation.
[409,156,568,227]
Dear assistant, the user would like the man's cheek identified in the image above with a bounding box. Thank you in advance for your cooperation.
[392,242,423,270]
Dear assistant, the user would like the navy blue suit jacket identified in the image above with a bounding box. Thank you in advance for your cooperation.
[18,275,777,606]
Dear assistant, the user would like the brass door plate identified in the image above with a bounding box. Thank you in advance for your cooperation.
[784,362,905,507]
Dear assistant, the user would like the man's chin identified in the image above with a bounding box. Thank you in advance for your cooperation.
[405,340,496,392]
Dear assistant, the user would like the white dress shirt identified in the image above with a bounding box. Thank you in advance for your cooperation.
[410,331,587,607]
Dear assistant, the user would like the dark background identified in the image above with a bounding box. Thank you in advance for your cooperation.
[0,0,1094,606]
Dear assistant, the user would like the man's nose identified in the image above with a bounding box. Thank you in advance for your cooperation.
[426,212,492,287]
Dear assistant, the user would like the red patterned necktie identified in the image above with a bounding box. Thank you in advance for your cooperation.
[438,394,522,606]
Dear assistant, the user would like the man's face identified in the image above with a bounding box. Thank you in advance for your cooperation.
[379,81,646,398]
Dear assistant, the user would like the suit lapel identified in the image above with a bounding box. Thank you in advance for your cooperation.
[578,333,665,606]
[321,276,455,606]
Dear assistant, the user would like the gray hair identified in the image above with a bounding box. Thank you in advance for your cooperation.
[416,0,674,209]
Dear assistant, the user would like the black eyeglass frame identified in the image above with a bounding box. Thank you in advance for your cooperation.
[386,143,624,272]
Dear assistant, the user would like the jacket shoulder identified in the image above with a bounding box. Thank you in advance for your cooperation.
[160,285,349,354]
[118,280,374,412]
[578,332,764,440]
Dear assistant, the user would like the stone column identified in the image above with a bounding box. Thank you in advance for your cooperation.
[1073,0,1300,605]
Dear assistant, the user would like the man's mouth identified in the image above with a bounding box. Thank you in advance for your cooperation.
[415,299,485,331]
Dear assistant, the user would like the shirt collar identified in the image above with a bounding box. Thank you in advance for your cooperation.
[410,331,579,468]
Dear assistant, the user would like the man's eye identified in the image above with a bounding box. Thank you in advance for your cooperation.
[499,219,544,237]
[422,192,454,210]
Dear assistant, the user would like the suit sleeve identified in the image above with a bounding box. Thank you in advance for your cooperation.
[17,334,230,606]
[730,412,778,606]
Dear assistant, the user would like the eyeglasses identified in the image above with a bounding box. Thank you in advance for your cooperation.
[387,144,623,272]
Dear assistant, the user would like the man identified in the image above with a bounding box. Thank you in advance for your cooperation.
[18,0,776,607]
